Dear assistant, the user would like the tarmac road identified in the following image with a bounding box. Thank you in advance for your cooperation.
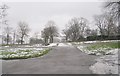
[2,43,98,74]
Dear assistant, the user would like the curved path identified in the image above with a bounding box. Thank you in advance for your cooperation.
[2,43,98,74]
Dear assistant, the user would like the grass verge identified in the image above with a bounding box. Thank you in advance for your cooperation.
[1,48,51,60]
[86,41,120,50]
[77,41,119,55]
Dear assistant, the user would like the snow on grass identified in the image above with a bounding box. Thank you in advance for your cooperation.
[58,43,68,46]
[47,43,71,47]
[67,43,72,46]
[72,42,84,45]
[90,61,118,74]
[1,44,47,48]
[90,49,119,74]
[22,44,43,47]
[74,40,119,45]
[0,48,44,52]
[0,48,50,60]
[84,41,98,44]
[101,40,120,43]
[75,40,119,74]
[77,41,119,55]
[77,45,112,55]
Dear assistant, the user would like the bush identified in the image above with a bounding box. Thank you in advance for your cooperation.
[86,35,120,41]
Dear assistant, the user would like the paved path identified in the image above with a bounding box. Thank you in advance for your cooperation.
[2,43,98,74]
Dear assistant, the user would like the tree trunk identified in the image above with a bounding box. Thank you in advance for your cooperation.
[13,33,15,44]
[6,34,9,45]
[65,36,68,41]
[51,36,53,43]
[45,37,48,45]
[21,36,23,44]
[50,36,53,43]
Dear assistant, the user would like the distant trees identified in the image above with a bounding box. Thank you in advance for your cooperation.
[104,14,118,36]
[0,4,12,44]
[63,17,88,41]
[12,30,16,44]
[3,26,12,44]
[94,13,118,38]
[94,14,106,36]
[29,38,43,44]
[62,1,120,42]
[41,27,50,45]
[63,27,71,41]
[89,1,120,40]
[17,21,30,44]
[41,21,58,45]
[90,29,98,36]
[16,39,21,44]
[46,21,58,43]
[85,28,98,37]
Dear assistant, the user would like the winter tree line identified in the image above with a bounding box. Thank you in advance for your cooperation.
[63,1,120,42]
[0,1,120,45]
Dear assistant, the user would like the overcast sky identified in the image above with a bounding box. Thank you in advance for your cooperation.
[2,1,103,37]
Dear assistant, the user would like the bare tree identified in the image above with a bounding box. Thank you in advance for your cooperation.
[0,4,9,44]
[85,27,92,37]
[41,27,50,45]
[42,21,58,45]
[85,27,98,37]
[12,30,17,44]
[46,21,58,43]
[94,14,107,37]
[94,12,117,38]
[63,27,71,41]
[90,29,98,36]
[63,17,88,41]
[3,25,12,44]
[104,13,117,36]
[104,1,120,35]
[17,21,30,44]
[104,1,120,21]
[0,4,9,25]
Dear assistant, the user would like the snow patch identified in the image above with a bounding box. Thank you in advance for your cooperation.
[67,43,72,46]
[74,40,119,44]
[58,43,68,46]
[90,62,118,74]
[84,41,98,44]
[90,49,119,74]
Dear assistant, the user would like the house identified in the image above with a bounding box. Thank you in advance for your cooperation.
[53,35,66,43]
[53,37,61,43]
